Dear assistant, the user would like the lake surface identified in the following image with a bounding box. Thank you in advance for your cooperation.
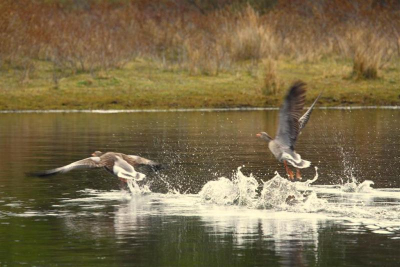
[0,109,399,266]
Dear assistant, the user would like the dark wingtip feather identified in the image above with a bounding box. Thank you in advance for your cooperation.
[288,80,307,96]
[26,169,60,177]
[136,162,165,173]
[149,163,165,172]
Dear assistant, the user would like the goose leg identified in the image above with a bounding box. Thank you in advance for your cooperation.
[119,179,128,190]
[296,169,302,180]
[284,160,294,180]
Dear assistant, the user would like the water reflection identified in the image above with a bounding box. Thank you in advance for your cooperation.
[63,193,325,266]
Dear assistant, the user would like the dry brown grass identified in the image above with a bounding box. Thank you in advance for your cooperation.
[345,27,395,80]
[226,6,277,62]
[261,58,282,95]
[0,0,399,82]
[352,51,379,80]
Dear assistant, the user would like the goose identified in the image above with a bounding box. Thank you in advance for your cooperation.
[256,81,322,180]
[32,151,162,183]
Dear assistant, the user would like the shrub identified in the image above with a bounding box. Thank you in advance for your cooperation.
[261,58,282,95]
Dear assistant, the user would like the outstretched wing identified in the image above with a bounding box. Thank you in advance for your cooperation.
[31,157,103,177]
[275,81,307,150]
[299,91,323,131]
[124,155,163,171]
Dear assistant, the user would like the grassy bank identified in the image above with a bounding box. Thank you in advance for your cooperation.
[1,58,399,110]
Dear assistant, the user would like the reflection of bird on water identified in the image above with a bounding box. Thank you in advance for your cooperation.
[257,81,322,180]
[31,151,163,185]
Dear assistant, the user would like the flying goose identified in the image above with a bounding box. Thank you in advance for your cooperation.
[32,151,162,183]
[256,81,322,180]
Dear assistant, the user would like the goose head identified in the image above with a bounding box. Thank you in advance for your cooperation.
[256,132,273,142]
[91,151,103,157]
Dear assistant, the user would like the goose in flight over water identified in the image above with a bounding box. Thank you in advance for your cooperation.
[32,151,162,183]
[256,81,322,180]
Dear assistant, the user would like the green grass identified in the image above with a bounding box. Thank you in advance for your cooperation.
[0,58,399,110]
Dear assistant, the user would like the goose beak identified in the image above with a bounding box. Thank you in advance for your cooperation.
[256,133,261,138]
[91,153,96,157]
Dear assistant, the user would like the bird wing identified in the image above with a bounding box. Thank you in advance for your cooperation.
[124,155,163,170]
[298,91,323,131]
[32,157,103,177]
[275,81,307,150]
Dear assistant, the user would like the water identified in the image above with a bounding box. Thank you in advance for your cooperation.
[0,109,399,266]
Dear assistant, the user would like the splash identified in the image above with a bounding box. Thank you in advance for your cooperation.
[195,167,400,234]
[338,145,358,185]
[235,167,258,206]
[126,179,151,195]
[158,174,182,195]
[257,172,303,209]
[199,167,258,206]
[257,168,325,212]
[199,177,238,205]
[341,180,374,193]
[199,167,321,209]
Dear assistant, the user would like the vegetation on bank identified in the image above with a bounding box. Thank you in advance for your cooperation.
[0,0,399,110]
[1,58,399,110]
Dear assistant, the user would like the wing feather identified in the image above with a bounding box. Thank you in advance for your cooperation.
[31,157,103,177]
[299,91,322,131]
[124,155,163,171]
[275,81,307,150]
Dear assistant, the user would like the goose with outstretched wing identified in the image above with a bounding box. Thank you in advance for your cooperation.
[31,151,162,183]
[256,81,322,180]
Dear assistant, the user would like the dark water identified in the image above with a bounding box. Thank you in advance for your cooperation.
[0,109,399,266]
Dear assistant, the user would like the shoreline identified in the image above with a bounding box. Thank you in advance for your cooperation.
[1,106,399,114]
[2,60,399,111]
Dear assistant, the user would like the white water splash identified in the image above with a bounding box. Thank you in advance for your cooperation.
[257,172,303,209]
[199,166,321,210]
[342,180,374,193]
[126,179,151,195]
[235,167,258,206]
[199,167,258,206]
[199,177,238,205]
